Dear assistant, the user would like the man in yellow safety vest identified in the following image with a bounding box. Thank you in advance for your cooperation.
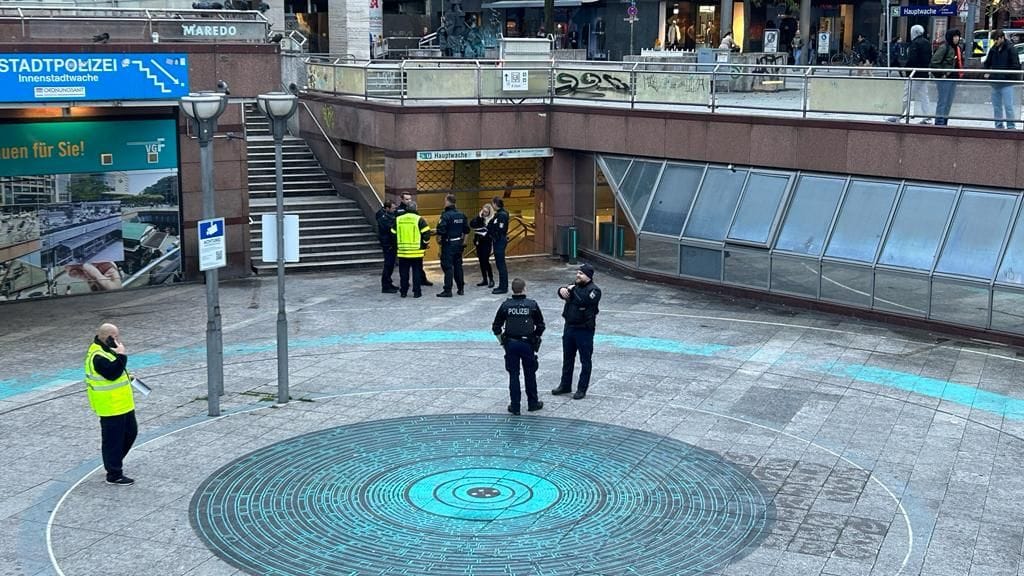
[392,200,432,298]
[84,323,137,486]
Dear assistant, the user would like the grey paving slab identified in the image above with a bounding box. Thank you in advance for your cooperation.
[0,258,1023,575]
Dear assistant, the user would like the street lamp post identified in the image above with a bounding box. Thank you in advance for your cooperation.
[180,92,228,417]
[256,92,298,405]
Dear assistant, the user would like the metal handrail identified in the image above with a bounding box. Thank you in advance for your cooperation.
[297,100,382,207]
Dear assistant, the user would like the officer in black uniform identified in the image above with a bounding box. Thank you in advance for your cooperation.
[435,194,470,297]
[375,200,398,293]
[492,277,546,415]
[552,263,601,399]
[488,197,510,294]
[396,192,433,287]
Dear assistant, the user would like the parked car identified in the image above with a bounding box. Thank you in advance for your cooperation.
[975,29,1024,56]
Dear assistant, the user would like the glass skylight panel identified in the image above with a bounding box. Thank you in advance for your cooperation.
[726,173,790,245]
[935,190,1016,279]
[878,184,957,270]
[642,163,703,236]
[774,175,845,255]
[617,160,663,227]
[682,167,747,241]
[824,180,898,262]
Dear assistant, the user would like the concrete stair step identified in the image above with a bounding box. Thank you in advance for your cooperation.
[252,257,382,272]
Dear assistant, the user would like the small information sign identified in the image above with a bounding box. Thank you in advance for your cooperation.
[502,70,529,91]
[198,217,226,271]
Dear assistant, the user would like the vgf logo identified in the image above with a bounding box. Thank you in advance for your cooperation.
[127,137,167,164]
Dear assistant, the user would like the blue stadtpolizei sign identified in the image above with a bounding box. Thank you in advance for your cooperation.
[0,53,190,103]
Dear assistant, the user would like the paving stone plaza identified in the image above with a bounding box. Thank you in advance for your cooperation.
[2,258,1023,576]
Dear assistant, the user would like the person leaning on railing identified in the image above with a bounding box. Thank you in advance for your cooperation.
[930,29,965,126]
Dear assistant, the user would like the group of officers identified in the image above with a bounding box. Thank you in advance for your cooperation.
[83,195,601,486]
[375,192,510,298]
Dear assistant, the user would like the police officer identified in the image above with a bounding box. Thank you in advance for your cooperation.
[488,196,510,294]
[492,278,545,415]
[396,192,433,287]
[552,263,601,400]
[391,200,431,298]
[435,193,470,297]
[375,200,398,293]
[84,323,138,485]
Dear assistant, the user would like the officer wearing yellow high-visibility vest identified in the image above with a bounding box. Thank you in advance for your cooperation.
[391,200,432,298]
[84,323,138,486]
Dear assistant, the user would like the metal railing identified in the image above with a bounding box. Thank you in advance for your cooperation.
[301,57,1024,130]
[297,100,383,207]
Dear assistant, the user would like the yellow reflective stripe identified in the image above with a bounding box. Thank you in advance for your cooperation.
[87,380,130,391]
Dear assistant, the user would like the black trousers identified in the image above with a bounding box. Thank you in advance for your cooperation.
[398,257,424,296]
[492,237,508,289]
[381,246,397,289]
[560,326,595,392]
[440,243,465,292]
[505,339,539,408]
[475,239,493,282]
[100,410,138,481]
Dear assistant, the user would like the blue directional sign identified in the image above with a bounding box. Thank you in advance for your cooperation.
[900,5,956,16]
[0,53,190,103]
[198,217,226,271]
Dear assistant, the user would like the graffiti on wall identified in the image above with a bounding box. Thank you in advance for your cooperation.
[554,70,631,99]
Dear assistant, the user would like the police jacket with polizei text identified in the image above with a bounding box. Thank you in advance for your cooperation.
[436,205,470,245]
[560,282,601,329]
[492,294,546,338]
[487,208,510,243]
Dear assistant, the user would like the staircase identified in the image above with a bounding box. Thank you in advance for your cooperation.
[244,104,381,273]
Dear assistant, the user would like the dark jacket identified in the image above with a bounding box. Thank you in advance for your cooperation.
[931,30,964,78]
[854,38,877,64]
[470,215,491,248]
[92,336,128,381]
[492,294,546,342]
[560,281,601,330]
[983,40,1022,82]
[488,208,509,243]
[907,34,932,69]
[376,207,396,248]
[436,205,469,245]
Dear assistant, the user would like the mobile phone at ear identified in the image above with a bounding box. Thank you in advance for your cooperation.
[106,336,117,348]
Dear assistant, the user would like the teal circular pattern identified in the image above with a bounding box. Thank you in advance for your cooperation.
[407,467,560,520]
[191,414,773,576]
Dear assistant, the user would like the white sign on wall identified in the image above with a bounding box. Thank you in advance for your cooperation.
[502,70,529,91]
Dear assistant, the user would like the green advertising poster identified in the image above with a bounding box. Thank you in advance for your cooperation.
[0,118,177,177]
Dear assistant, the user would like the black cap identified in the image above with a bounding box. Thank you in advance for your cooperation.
[578,263,595,279]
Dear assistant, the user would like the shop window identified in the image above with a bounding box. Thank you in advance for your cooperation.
[642,163,703,237]
[878,184,957,270]
[683,167,747,241]
[873,270,929,316]
[820,262,873,308]
[824,180,898,263]
[935,190,1017,279]
[774,175,846,256]
[638,235,679,274]
[770,254,820,297]
[681,244,723,280]
[930,279,990,328]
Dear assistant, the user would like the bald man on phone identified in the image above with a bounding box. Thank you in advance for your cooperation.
[84,323,137,486]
